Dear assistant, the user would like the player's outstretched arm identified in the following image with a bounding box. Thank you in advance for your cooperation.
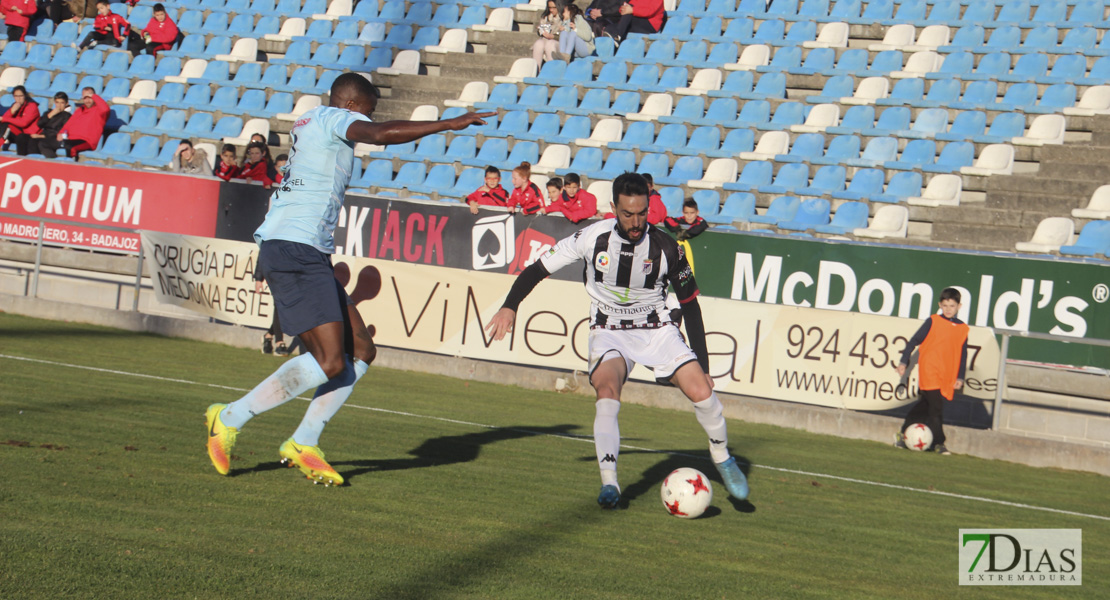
[486,308,516,341]
[346,111,496,146]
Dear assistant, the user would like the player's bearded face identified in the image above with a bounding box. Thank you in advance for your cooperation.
[615,194,649,241]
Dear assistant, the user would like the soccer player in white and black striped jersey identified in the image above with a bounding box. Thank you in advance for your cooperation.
[486,172,749,509]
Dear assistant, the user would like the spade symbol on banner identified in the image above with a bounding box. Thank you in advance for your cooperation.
[476,228,502,266]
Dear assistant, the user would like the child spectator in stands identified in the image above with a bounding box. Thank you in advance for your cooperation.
[604,0,665,43]
[214,144,240,181]
[45,87,107,159]
[1,0,36,42]
[545,176,563,205]
[664,199,709,241]
[239,141,276,188]
[642,173,667,225]
[171,139,213,176]
[28,92,70,156]
[273,153,288,184]
[506,162,544,215]
[555,4,594,62]
[466,165,509,214]
[532,0,564,67]
[134,3,180,57]
[546,172,597,223]
[0,86,41,156]
[893,288,969,456]
[78,0,132,50]
[584,0,621,39]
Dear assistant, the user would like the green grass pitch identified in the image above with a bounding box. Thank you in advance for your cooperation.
[1,312,1107,599]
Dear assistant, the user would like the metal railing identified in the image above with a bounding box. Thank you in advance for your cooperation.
[3,215,143,311]
[991,329,1110,430]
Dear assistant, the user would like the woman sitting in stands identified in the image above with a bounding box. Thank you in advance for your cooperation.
[531,0,564,67]
[555,4,594,62]
[238,141,276,189]
[0,86,41,156]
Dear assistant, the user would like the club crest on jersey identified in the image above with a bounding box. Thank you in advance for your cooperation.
[595,252,611,273]
[641,259,653,274]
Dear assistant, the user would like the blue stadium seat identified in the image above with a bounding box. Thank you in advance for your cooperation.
[709,128,755,157]
[82,132,131,161]
[548,115,592,144]
[443,167,485,199]
[655,156,704,186]
[778,198,831,231]
[408,164,457,196]
[776,131,825,163]
[921,141,974,173]
[1055,27,1097,55]
[164,84,210,111]
[140,82,185,107]
[904,108,949,138]
[791,47,835,76]
[863,50,903,76]
[976,112,1026,143]
[608,120,656,150]
[1059,221,1110,257]
[826,105,874,135]
[951,81,998,110]
[872,171,922,203]
[120,107,158,133]
[885,139,936,170]
[675,126,721,157]
[502,86,550,112]
[435,136,477,164]
[845,136,898,167]
[797,165,846,197]
[253,15,280,37]
[505,141,539,168]
[209,87,239,112]
[995,83,1039,112]
[212,116,243,138]
[351,159,393,189]
[397,134,447,163]
[760,163,810,195]
[828,48,868,75]
[723,160,773,192]
[1026,83,1077,114]
[813,201,869,234]
[831,168,885,201]
[459,138,509,168]
[758,45,802,73]
[658,96,706,124]
[554,147,603,177]
[378,162,427,192]
[691,189,721,220]
[708,70,754,98]
[586,150,636,181]
[731,100,771,128]
[706,192,756,224]
[936,110,987,142]
[749,196,801,225]
[806,74,854,104]
[152,56,183,80]
[659,187,684,217]
[875,78,925,107]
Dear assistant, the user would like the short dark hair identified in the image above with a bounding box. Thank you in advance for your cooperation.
[221,143,236,154]
[640,173,654,186]
[152,2,165,11]
[275,153,288,162]
[563,172,581,186]
[546,177,563,189]
[484,165,501,177]
[95,0,110,6]
[53,91,68,102]
[940,287,962,303]
[612,172,648,203]
[330,72,380,101]
[179,139,194,149]
[683,199,698,210]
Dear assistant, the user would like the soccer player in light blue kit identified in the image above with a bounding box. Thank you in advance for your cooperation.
[205,73,493,485]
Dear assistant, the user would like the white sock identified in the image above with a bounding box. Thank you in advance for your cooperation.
[594,398,621,487]
[220,354,329,429]
[693,393,731,463]
[292,358,368,447]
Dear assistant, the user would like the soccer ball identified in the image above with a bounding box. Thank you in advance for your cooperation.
[660,467,713,519]
[904,423,933,451]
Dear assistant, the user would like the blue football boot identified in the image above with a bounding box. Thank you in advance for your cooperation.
[714,456,749,500]
[597,484,621,509]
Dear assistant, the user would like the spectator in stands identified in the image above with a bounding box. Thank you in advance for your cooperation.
[44,87,107,159]
[254,263,290,357]
[42,0,71,25]
[249,132,271,149]
[273,153,288,183]
[28,92,71,156]
[664,199,709,241]
[532,0,564,67]
[604,0,665,43]
[0,86,41,156]
[506,162,544,215]
[133,3,180,58]
[65,0,98,22]
[78,0,132,50]
[214,144,240,181]
[584,0,621,39]
[170,139,213,176]
[238,141,276,188]
[1,0,36,42]
[545,176,563,205]
[555,4,594,62]
[546,172,597,223]
[642,173,667,225]
[466,165,509,214]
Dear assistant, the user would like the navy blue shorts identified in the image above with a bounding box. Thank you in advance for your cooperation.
[258,239,351,337]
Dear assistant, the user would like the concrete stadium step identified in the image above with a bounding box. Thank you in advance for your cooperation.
[927,221,1032,249]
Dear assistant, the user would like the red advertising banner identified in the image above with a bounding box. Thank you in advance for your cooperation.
[0,157,221,253]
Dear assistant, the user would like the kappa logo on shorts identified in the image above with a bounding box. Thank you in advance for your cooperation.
[595,252,611,273]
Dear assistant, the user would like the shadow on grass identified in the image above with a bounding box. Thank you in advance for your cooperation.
[334,423,582,483]
[604,449,757,515]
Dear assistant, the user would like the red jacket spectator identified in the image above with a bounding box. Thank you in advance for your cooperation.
[466,185,509,208]
[59,93,109,153]
[94,10,131,43]
[239,160,275,187]
[1,0,36,40]
[1,99,41,136]
[508,181,544,215]
[142,14,179,55]
[647,191,666,225]
[214,160,240,181]
[629,0,665,31]
[664,214,708,239]
[546,188,597,223]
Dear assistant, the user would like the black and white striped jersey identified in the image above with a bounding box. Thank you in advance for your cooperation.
[538,219,700,329]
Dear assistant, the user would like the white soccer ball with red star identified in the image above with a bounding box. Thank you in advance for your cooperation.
[660,467,713,519]
[904,423,933,451]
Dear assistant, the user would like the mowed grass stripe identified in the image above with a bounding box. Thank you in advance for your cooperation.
[1,313,1107,599]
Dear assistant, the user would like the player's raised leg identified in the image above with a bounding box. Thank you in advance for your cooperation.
[672,362,749,500]
[590,353,627,509]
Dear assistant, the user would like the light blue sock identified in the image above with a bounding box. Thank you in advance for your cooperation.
[220,354,329,429]
[291,358,369,447]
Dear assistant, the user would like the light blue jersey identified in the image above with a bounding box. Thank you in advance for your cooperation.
[254,105,371,253]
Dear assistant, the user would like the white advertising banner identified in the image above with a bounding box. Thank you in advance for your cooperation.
[142,233,1000,411]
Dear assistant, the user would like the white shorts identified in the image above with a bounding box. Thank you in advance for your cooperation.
[588,325,699,384]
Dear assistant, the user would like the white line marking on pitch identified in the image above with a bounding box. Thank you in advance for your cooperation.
[4,352,1108,523]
